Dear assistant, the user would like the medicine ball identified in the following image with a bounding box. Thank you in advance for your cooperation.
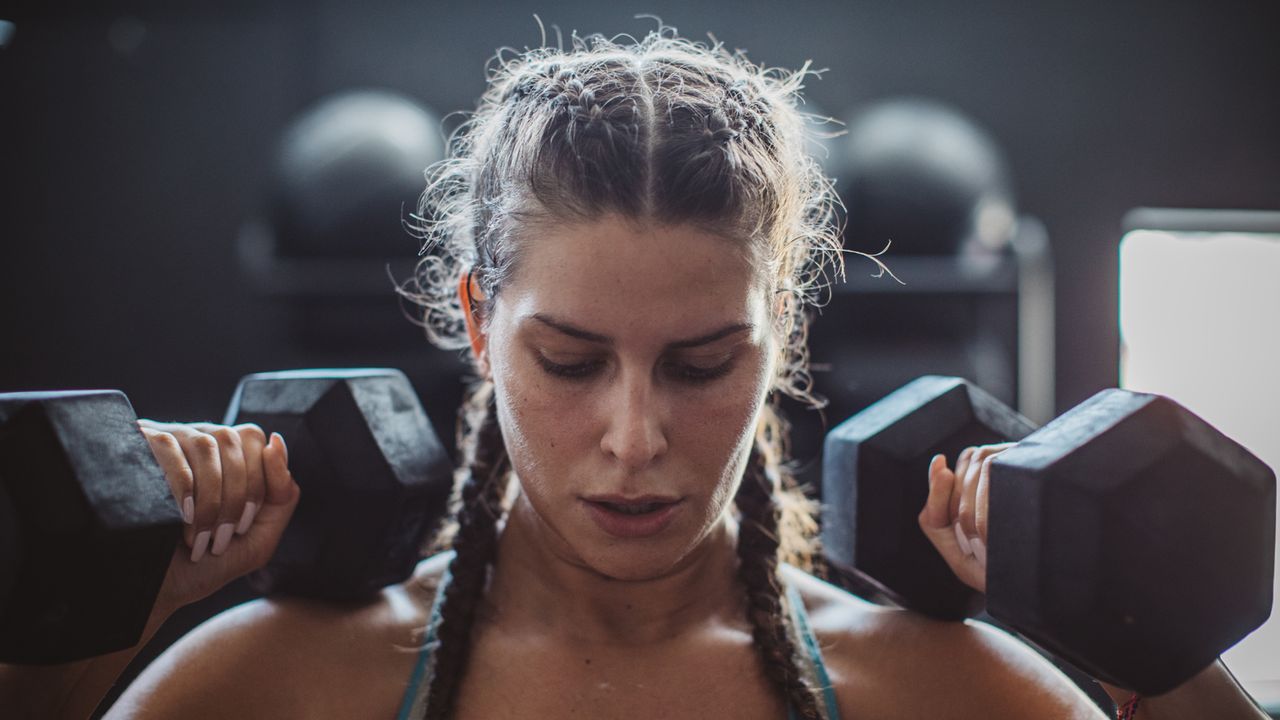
[841,98,1014,256]
[269,89,445,259]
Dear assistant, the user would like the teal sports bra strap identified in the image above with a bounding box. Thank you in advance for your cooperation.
[397,554,455,720]
[785,579,842,720]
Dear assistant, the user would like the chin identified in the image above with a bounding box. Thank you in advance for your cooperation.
[569,509,720,582]
[576,544,690,582]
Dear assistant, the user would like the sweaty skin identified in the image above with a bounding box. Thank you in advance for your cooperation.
[107,217,1106,720]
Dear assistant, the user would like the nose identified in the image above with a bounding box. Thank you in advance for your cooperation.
[599,369,668,470]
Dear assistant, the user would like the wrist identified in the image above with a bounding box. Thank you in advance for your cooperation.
[1096,681,1142,719]
[1096,660,1269,720]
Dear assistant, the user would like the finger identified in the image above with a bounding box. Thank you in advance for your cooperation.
[958,447,989,541]
[234,424,267,535]
[918,485,984,593]
[208,427,247,557]
[178,431,223,563]
[262,432,298,507]
[974,454,994,546]
[138,426,196,529]
[189,422,255,536]
[950,447,975,521]
[238,433,300,569]
[920,454,956,529]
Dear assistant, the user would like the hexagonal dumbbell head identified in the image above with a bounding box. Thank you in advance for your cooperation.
[0,391,182,664]
[987,389,1276,695]
[224,369,453,601]
[823,376,1037,619]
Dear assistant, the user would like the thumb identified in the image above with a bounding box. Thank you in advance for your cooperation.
[919,454,955,530]
[918,454,986,593]
[918,454,964,562]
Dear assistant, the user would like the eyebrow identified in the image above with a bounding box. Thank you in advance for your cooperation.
[529,313,754,350]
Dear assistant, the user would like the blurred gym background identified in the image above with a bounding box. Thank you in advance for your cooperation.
[1,0,1278,713]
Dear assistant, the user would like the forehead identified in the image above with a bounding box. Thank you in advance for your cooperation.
[498,215,769,338]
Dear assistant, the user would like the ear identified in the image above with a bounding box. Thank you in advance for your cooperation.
[457,269,490,375]
[773,290,789,320]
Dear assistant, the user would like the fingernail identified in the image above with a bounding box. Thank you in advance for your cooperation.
[236,501,259,535]
[954,523,973,556]
[272,432,287,463]
[211,523,235,556]
[972,537,987,566]
[182,496,194,524]
[191,530,212,563]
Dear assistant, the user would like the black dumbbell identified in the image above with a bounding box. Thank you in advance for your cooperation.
[224,369,453,599]
[0,390,181,664]
[821,375,1036,619]
[0,368,453,664]
[822,375,1275,695]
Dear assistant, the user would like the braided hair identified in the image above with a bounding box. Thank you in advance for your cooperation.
[400,23,846,720]
[422,380,507,719]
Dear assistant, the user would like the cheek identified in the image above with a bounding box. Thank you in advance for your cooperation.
[489,346,586,488]
[676,352,774,491]
[491,338,773,490]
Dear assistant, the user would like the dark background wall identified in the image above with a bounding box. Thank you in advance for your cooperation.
[1,0,1278,714]
[3,0,1278,426]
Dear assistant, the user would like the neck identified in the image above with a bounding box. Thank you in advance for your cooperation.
[482,490,745,647]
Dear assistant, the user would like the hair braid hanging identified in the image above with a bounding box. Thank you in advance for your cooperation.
[735,443,826,720]
[423,381,507,720]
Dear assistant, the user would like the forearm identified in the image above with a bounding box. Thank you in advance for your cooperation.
[1097,660,1270,720]
[0,599,177,720]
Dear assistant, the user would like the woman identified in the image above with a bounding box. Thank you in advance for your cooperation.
[22,25,1263,720]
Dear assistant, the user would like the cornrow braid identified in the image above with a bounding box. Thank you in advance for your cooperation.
[423,380,508,720]
[736,442,826,720]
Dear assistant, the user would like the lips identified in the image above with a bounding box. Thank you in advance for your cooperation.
[581,495,683,538]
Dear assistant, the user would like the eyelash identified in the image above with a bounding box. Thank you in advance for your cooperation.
[536,356,734,384]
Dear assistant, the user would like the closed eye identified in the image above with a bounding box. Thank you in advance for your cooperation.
[535,355,735,384]
[664,358,734,383]
[536,356,605,379]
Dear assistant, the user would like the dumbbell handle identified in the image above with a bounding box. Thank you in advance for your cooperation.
[822,375,1037,620]
[0,368,451,665]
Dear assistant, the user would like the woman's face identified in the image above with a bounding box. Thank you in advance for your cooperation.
[475,215,778,580]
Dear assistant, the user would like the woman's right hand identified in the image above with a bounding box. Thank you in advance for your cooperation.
[135,419,301,614]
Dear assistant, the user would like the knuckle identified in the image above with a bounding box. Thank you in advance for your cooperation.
[235,423,267,446]
[190,432,220,455]
[151,431,181,452]
[211,426,242,449]
[172,466,196,491]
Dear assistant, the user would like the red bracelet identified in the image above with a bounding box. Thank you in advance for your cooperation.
[1116,693,1142,719]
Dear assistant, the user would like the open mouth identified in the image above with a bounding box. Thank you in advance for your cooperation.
[582,497,683,538]
[595,501,668,515]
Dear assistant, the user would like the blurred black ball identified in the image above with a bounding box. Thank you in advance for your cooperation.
[270,89,444,259]
[841,98,1015,256]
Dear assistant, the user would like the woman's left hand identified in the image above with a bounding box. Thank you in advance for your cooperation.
[916,443,1017,594]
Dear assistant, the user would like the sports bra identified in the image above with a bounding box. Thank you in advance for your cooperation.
[396,555,843,720]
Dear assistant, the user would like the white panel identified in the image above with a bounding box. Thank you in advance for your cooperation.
[1120,228,1280,699]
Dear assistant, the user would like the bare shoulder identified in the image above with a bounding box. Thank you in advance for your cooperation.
[779,566,1106,720]
[107,553,452,720]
